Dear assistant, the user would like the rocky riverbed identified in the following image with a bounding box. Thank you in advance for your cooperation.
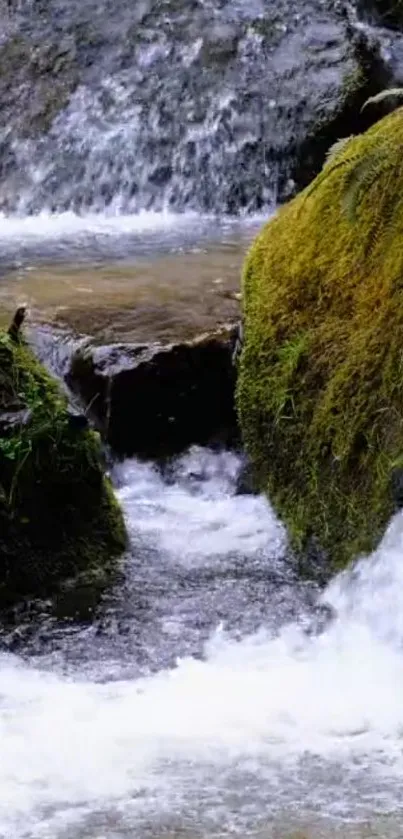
[2,1,403,837]
[0,226,255,455]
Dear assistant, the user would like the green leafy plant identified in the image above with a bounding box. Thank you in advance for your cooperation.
[361,87,403,110]
[302,91,403,237]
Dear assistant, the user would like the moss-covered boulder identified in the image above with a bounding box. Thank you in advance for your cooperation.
[0,327,126,608]
[237,107,403,569]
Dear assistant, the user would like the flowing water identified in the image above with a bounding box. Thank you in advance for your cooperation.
[2,223,403,835]
[2,0,403,836]
[2,446,403,839]
[0,0,366,214]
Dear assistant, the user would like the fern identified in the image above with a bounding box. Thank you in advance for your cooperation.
[324,136,355,168]
[341,150,395,221]
[361,88,403,111]
[300,151,362,211]
[299,98,403,255]
[364,165,399,256]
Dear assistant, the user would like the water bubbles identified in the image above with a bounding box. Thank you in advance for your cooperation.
[2,448,403,836]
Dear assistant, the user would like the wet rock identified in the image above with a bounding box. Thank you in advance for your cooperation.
[0,408,32,436]
[234,458,259,496]
[290,25,392,191]
[304,601,337,635]
[66,405,89,431]
[0,33,79,140]
[66,327,238,457]
[0,0,393,214]
[351,1,403,90]
[200,22,239,63]
[0,324,126,610]
[8,304,27,342]
[357,0,403,30]
[390,467,403,509]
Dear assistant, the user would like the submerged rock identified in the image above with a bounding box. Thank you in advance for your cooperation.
[237,107,403,568]
[0,321,126,609]
[67,327,238,457]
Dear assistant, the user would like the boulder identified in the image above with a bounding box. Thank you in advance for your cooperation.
[0,319,126,609]
[237,107,403,569]
[66,327,238,457]
[2,248,244,458]
[291,27,392,191]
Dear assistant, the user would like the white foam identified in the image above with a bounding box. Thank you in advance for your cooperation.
[0,209,193,241]
[116,448,286,561]
[2,450,403,837]
[0,209,265,262]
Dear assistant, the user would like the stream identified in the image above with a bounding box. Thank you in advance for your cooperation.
[0,217,403,839]
[2,0,403,835]
[2,435,403,838]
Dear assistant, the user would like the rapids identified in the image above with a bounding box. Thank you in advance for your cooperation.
[2,448,403,839]
[1,2,403,837]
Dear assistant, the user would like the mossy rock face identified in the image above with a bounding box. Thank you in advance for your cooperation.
[237,107,403,570]
[0,331,126,608]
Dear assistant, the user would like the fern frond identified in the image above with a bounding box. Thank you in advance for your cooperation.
[341,150,397,222]
[324,136,355,169]
[301,157,354,208]
[341,153,381,221]
[364,165,398,257]
[361,88,403,112]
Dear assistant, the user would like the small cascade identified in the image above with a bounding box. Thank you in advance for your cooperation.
[0,0,363,215]
[2,449,403,838]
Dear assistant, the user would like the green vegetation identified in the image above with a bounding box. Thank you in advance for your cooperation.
[0,329,126,608]
[237,106,403,568]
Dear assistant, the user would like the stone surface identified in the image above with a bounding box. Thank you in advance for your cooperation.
[0,325,126,609]
[67,328,238,457]
[357,0,403,29]
[0,0,390,213]
[237,107,403,569]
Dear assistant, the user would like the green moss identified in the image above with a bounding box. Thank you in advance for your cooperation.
[0,331,126,608]
[237,107,403,569]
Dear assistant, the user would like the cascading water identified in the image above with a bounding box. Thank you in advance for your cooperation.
[2,448,403,839]
[2,1,403,837]
[0,0,362,215]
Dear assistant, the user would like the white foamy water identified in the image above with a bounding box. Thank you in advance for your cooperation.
[0,208,265,268]
[0,210,190,241]
[117,448,286,562]
[0,209,265,243]
[2,448,403,838]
